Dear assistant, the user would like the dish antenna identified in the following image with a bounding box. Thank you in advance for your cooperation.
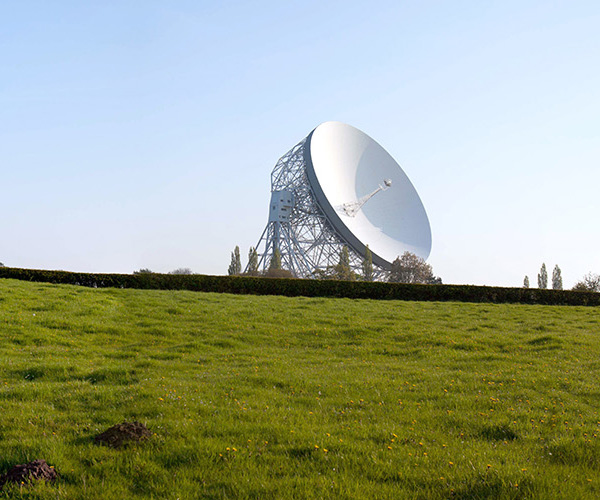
[249,121,431,278]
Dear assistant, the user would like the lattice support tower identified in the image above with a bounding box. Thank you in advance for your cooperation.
[249,138,388,280]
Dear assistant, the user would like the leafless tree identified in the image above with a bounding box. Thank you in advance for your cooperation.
[572,273,600,292]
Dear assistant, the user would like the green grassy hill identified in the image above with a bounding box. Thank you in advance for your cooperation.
[1,278,599,499]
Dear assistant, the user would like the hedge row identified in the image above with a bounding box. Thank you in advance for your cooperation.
[0,267,599,306]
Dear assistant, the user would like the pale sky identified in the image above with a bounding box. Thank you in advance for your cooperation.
[2,1,599,288]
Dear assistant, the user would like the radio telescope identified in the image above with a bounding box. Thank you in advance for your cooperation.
[249,121,431,278]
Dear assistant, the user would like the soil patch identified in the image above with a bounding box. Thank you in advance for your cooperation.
[0,459,57,489]
[94,421,152,448]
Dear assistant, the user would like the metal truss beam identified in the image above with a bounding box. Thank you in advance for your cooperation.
[248,138,388,280]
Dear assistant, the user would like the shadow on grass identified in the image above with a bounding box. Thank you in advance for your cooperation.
[547,441,600,468]
[478,424,519,442]
[527,335,563,350]
[288,447,316,459]
[451,476,535,499]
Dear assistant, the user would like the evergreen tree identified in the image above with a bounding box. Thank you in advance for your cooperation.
[334,245,354,281]
[268,248,282,270]
[265,248,293,278]
[537,263,548,289]
[552,265,563,290]
[247,247,259,275]
[523,275,530,288]
[228,246,241,275]
[362,245,373,282]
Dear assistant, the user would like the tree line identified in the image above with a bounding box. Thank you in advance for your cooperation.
[228,245,442,284]
[523,264,600,292]
[2,256,597,291]
[133,268,193,275]
[229,246,293,279]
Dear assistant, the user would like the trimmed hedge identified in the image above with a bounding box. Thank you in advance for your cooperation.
[0,266,599,306]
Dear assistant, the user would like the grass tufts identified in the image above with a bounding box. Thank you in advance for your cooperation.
[1,278,599,499]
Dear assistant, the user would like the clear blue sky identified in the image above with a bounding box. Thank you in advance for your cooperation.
[2,1,599,287]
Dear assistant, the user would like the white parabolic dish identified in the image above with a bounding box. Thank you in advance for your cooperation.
[305,121,432,269]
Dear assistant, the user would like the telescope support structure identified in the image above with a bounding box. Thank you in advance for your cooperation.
[249,138,387,280]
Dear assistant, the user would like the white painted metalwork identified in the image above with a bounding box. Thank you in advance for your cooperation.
[338,179,392,217]
[248,122,431,279]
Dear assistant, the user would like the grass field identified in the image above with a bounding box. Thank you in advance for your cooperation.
[1,278,599,499]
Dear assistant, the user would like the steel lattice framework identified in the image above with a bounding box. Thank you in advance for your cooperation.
[249,138,387,279]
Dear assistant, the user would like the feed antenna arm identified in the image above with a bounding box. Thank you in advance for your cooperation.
[339,179,392,217]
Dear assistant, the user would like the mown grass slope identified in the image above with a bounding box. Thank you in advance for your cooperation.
[0,278,599,499]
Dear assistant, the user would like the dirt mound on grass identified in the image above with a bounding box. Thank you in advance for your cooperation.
[94,421,151,448]
[0,459,57,489]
